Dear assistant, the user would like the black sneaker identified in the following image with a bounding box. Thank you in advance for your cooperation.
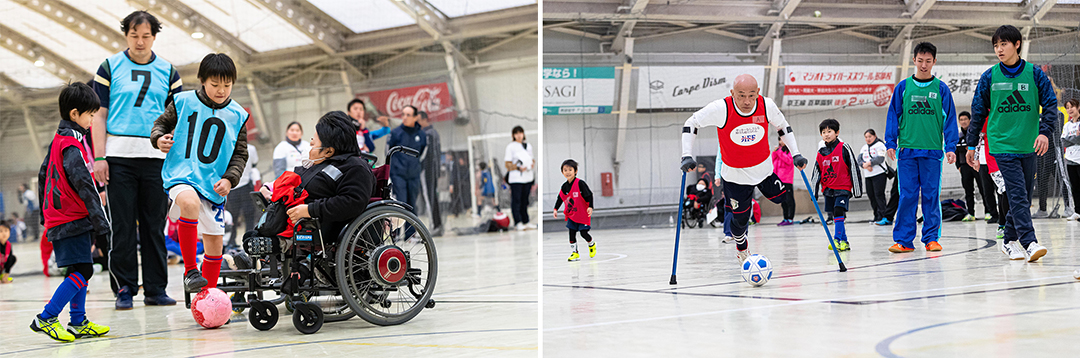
[184,269,208,293]
[143,293,177,306]
[115,287,133,310]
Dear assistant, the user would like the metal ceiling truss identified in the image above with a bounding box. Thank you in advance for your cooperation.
[0,23,92,82]
[254,0,348,54]
[15,0,127,53]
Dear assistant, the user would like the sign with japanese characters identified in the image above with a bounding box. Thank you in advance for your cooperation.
[543,67,616,115]
[782,66,897,109]
[932,65,984,108]
[636,66,765,112]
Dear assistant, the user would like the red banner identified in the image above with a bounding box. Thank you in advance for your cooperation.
[357,82,457,122]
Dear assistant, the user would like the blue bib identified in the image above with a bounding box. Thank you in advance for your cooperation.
[162,91,248,204]
[105,51,175,137]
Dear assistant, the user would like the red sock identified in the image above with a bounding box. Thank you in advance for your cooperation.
[178,217,200,273]
[201,255,222,289]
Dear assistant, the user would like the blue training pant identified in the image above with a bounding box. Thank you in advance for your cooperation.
[893,154,943,247]
[995,153,1038,246]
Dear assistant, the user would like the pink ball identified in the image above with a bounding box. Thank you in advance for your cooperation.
[493,212,510,228]
[191,288,232,328]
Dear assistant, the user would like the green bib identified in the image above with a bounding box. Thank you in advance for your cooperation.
[898,76,945,150]
[987,62,1039,154]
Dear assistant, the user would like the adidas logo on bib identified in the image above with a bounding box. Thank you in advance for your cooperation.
[907,100,935,115]
[996,90,1031,113]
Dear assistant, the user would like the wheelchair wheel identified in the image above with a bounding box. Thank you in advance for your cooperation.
[683,207,698,228]
[292,301,324,334]
[248,300,278,331]
[308,293,356,322]
[336,205,438,326]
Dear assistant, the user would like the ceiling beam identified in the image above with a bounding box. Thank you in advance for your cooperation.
[129,0,254,63]
[476,29,535,54]
[549,27,607,40]
[887,0,937,53]
[14,0,126,53]
[756,0,802,52]
[636,23,732,40]
[253,0,346,54]
[369,46,423,70]
[1026,0,1058,23]
[0,23,92,83]
[389,0,452,40]
[783,25,877,41]
[611,0,650,53]
[913,26,997,42]
[704,29,751,42]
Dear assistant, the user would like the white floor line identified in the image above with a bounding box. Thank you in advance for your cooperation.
[544,274,1076,332]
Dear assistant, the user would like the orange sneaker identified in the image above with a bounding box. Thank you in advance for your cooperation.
[888,244,914,253]
[925,241,942,252]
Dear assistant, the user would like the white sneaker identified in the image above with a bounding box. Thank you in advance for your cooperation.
[736,249,751,263]
[722,236,734,243]
[1068,213,1080,221]
[526,223,537,230]
[1024,242,1047,262]
[516,223,526,231]
[1073,269,1080,280]
[1003,241,1026,260]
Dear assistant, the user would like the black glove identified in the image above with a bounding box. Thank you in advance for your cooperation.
[680,156,696,172]
[793,154,807,169]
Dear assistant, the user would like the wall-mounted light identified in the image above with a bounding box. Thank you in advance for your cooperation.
[192,32,205,39]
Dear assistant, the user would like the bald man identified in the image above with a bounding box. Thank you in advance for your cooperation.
[681,74,808,263]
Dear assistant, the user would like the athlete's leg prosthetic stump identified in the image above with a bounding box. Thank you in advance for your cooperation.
[800,170,847,272]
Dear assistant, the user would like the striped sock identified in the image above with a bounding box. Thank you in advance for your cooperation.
[178,217,199,273]
[41,272,86,320]
[201,255,223,289]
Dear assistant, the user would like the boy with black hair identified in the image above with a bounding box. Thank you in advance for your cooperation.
[964,25,1057,262]
[955,111,984,221]
[151,53,249,295]
[885,41,959,253]
[346,98,390,153]
[811,119,863,251]
[30,82,112,342]
[554,159,595,261]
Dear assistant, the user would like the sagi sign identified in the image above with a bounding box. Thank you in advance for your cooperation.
[543,67,615,115]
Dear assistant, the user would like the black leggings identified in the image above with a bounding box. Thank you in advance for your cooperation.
[65,262,94,281]
[509,183,531,225]
[569,229,592,244]
[959,164,984,216]
[3,253,15,273]
[780,183,796,220]
[865,175,888,221]
[1068,165,1080,209]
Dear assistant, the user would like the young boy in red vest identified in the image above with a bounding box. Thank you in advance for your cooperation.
[811,119,864,251]
[30,83,112,342]
[554,159,595,261]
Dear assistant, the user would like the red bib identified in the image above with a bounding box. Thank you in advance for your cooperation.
[717,96,770,168]
[558,178,590,225]
[43,131,96,229]
[816,141,852,191]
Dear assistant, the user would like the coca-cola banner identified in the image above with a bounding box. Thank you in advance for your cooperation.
[783,66,897,110]
[357,82,457,122]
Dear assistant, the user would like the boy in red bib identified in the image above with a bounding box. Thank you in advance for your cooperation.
[811,119,864,251]
[30,83,112,342]
[554,159,595,261]
[680,74,807,263]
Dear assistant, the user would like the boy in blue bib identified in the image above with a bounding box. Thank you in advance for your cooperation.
[150,54,249,297]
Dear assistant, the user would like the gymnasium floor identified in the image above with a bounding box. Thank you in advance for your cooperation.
[543,212,1080,357]
[0,229,538,357]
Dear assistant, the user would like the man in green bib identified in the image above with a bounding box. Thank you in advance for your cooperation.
[884,42,959,253]
[964,25,1057,262]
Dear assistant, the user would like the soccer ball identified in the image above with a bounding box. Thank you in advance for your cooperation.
[191,288,232,328]
[741,254,773,287]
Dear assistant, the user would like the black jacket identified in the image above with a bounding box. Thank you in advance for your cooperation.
[296,153,375,240]
[37,120,111,242]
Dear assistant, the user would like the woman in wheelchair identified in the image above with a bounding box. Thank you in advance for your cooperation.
[234,111,438,334]
[684,179,712,228]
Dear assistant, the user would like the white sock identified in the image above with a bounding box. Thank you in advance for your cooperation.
[570,243,578,252]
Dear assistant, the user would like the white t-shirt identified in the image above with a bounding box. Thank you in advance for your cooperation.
[860,141,888,177]
[681,96,801,185]
[1062,121,1080,164]
[504,142,534,183]
[106,135,166,159]
[273,140,310,175]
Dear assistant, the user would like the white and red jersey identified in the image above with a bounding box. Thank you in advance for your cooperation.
[682,95,800,185]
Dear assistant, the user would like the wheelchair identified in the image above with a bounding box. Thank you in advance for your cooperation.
[184,146,438,334]
[682,195,707,229]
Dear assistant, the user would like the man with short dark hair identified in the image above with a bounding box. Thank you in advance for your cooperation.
[955,111,985,221]
[347,99,391,153]
[417,111,443,236]
[884,41,959,253]
[387,106,427,235]
[965,25,1058,262]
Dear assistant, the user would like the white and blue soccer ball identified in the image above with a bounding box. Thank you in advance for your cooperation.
[741,254,773,287]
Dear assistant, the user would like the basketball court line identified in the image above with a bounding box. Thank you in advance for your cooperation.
[188,328,538,357]
[543,275,1076,332]
[873,306,1080,358]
